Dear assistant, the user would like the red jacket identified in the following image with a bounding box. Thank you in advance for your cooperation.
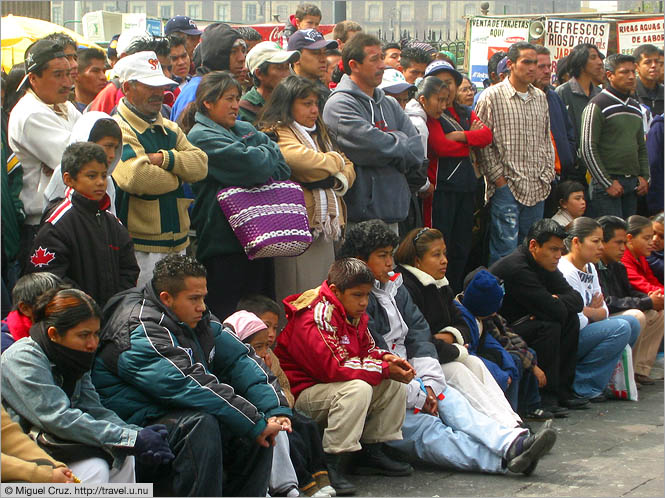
[621,249,664,295]
[274,282,390,399]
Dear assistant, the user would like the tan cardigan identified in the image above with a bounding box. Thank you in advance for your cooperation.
[1,406,66,482]
[267,349,296,408]
[274,124,356,230]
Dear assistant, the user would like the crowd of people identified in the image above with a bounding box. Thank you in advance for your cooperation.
[1,3,663,496]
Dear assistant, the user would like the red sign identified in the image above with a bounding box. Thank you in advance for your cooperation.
[231,23,335,43]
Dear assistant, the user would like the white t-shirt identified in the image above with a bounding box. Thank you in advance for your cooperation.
[558,257,608,329]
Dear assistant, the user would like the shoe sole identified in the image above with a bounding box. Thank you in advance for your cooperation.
[332,487,356,497]
[349,466,414,477]
[507,430,557,474]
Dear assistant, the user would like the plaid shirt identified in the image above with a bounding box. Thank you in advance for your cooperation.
[475,79,555,206]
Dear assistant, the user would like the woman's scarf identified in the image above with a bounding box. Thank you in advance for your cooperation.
[30,322,95,399]
[289,120,342,241]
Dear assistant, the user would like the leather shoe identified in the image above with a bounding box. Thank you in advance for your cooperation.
[559,394,590,409]
[323,453,356,496]
[349,443,414,476]
[635,373,655,385]
[588,392,607,403]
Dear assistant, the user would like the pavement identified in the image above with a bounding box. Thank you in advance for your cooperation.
[351,356,664,498]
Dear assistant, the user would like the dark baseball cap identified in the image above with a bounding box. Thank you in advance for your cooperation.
[165,16,203,37]
[287,29,337,51]
[107,34,120,59]
[17,39,67,92]
[497,56,510,75]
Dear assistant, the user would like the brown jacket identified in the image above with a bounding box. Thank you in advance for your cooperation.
[1,406,66,482]
[267,349,295,408]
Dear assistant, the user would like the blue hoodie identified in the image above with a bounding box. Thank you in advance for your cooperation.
[322,74,424,223]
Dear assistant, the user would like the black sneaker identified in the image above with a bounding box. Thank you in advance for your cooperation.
[506,428,557,474]
[349,443,414,476]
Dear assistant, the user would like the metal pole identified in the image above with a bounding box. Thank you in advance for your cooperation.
[333,1,346,24]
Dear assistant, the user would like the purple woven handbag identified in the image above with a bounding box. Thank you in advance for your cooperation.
[216,179,312,259]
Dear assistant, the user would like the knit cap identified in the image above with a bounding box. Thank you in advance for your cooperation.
[462,269,504,318]
[224,310,267,341]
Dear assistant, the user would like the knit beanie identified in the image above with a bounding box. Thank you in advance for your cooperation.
[223,310,267,341]
[462,269,504,317]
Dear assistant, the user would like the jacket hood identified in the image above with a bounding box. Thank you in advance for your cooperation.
[399,264,449,289]
[200,23,241,72]
[333,73,387,104]
[653,114,664,125]
[67,111,122,174]
[284,281,367,328]
[405,99,426,120]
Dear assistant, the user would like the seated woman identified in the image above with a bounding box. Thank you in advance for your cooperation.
[1,288,173,483]
[258,75,355,305]
[185,71,291,319]
[393,227,523,428]
[647,213,664,284]
[622,215,665,296]
[551,181,586,230]
[558,218,634,401]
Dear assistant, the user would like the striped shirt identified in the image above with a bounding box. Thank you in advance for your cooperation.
[475,78,555,206]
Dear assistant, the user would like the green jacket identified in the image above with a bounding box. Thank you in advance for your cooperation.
[187,112,290,263]
[238,87,265,125]
[1,131,24,262]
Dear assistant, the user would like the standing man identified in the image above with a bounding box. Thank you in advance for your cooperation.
[288,29,338,101]
[168,34,191,91]
[382,42,401,70]
[532,46,577,216]
[399,46,431,84]
[580,54,649,219]
[239,42,300,124]
[332,20,363,50]
[475,42,554,264]
[111,52,208,286]
[8,39,79,269]
[633,44,664,117]
[555,43,605,184]
[164,16,202,65]
[73,47,108,112]
[323,33,423,233]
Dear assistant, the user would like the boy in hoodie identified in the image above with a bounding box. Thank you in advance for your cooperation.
[322,33,424,233]
[25,143,139,308]
[43,112,122,215]
[275,258,414,495]
[339,220,557,476]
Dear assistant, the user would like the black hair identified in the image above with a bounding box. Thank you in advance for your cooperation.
[415,75,447,100]
[556,55,570,85]
[295,3,322,20]
[88,118,122,143]
[342,33,381,75]
[633,44,660,63]
[338,220,400,261]
[597,215,628,243]
[564,217,602,251]
[76,47,106,72]
[605,53,636,73]
[333,21,362,44]
[126,36,170,57]
[327,258,375,292]
[236,26,262,42]
[12,273,65,310]
[236,295,281,317]
[525,218,567,247]
[488,51,506,78]
[258,74,321,129]
[507,42,536,63]
[251,60,273,87]
[168,33,187,49]
[33,287,101,337]
[179,70,242,134]
[327,48,342,57]
[394,227,445,266]
[382,42,401,56]
[152,254,207,296]
[399,46,432,70]
[331,60,345,84]
[5,62,26,112]
[556,180,585,207]
[61,142,108,179]
[535,45,551,56]
[626,215,652,237]
[567,44,604,79]
[42,32,76,51]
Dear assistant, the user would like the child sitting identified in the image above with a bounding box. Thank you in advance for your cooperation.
[459,268,554,420]
[275,258,414,495]
[226,310,334,497]
[25,142,139,307]
[1,272,63,351]
[281,3,323,44]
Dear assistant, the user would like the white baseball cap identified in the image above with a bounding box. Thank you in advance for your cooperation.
[379,68,416,94]
[114,51,177,87]
[246,41,300,75]
[115,28,153,57]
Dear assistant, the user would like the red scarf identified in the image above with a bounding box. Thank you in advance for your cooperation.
[6,310,33,342]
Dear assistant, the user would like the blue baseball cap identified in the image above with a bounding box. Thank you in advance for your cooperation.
[497,56,510,75]
[165,16,202,37]
[287,29,337,51]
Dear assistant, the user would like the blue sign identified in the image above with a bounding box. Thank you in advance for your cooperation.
[471,65,488,87]
[146,18,162,36]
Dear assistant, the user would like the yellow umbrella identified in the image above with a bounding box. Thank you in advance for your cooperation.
[1,14,104,73]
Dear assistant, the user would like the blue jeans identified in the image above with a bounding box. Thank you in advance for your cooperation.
[489,184,545,265]
[573,318,632,398]
[608,315,640,347]
[386,385,526,473]
[504,351,542,413]
[588,177,638,219]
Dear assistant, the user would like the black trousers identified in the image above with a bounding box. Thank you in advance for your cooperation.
[203,253,275,321]
[288,411,328,488]
[137,409,273,497]
[512,310,580,402]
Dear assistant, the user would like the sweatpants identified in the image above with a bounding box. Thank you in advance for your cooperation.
[295,379,406,454]
[386,385,526,473]
[270,431,298,495]
[138,409,273,497]
[69,455,135,484]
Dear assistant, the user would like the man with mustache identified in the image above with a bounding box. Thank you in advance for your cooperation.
[8,39,80,270]
[322,33,423,234]
[111,51,208,287]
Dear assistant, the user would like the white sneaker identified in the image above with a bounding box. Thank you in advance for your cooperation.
[311,490,331,497]
[318,486,336,497]
[286,488,300,497]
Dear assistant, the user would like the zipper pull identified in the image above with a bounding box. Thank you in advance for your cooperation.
[96,211,101,226]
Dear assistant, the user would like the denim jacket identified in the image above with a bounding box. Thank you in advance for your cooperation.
[1,337,140,462]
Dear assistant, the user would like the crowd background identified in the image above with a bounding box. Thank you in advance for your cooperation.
[0,2,663,496]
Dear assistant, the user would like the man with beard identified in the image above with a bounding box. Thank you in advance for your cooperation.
[111,51,208,287]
